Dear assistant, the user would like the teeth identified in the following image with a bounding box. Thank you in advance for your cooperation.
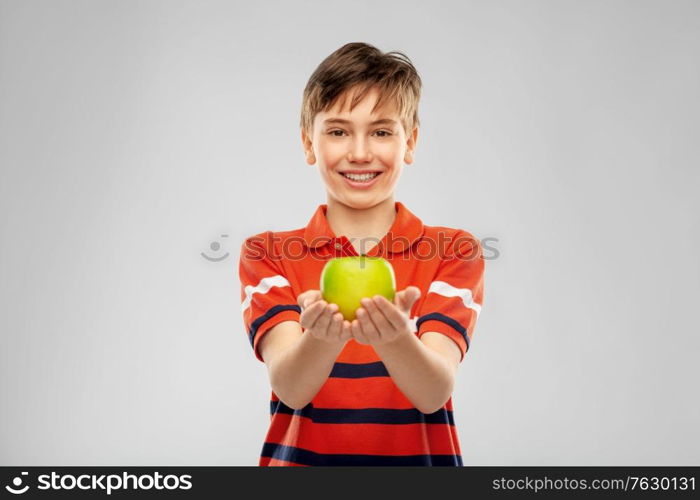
[342,172,379,181]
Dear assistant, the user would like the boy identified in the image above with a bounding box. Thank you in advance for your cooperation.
[238,42,485,466]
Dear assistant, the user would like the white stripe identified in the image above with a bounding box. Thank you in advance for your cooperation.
[427,280,482,318]
[241,275,292,312]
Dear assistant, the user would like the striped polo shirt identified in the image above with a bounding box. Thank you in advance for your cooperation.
[238,201,485,466]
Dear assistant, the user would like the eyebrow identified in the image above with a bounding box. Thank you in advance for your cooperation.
[322,118,398,127]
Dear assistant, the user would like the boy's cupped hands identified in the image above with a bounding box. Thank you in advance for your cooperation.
[297,287,421,347]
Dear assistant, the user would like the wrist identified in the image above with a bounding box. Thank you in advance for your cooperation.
[373,329,417,355]
[304,329,348,352]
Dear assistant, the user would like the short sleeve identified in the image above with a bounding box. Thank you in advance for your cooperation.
[414,231,485,362]
[238,233,301,363]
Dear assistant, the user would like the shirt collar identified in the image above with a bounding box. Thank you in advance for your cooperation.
[302,201,424,254]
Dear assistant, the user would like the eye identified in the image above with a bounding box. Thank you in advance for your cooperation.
[328,129,346,137]
[374,130,393,137]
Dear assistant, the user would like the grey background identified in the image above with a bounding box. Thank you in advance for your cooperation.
[1,0,698,466]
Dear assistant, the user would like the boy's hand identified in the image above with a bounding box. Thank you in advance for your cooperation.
[350,286,421,346]
[297,290,353,345]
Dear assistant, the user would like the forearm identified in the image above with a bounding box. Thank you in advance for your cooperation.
[268,331,347,410]
[373,333,454,414]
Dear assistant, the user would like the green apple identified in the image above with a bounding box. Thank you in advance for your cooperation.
[320,255,396,321]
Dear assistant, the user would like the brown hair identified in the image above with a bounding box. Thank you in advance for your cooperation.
[300,42,422,136]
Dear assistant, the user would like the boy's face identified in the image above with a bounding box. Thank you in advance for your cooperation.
[301,86,418,210]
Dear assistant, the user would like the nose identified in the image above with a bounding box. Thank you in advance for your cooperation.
[347,137,372,163]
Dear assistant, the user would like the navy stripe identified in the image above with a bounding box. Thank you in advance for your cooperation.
[269,400,455,425]
[415,312,470,348]
[261,443,463,466]
[329,361,389,378]
[248,304,301,347]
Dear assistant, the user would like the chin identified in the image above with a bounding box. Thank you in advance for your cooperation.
[340,197,373,207]
[341,195,387,210]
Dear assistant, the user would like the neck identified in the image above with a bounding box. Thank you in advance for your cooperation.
[325,196,397,253]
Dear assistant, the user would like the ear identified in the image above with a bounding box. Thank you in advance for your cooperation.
[404,126,418,164]
[300,128,315,165]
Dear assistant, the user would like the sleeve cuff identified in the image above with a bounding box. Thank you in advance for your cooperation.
[252,308,301,363]
[417,318,469,362]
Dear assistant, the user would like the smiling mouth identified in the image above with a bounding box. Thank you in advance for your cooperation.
[338,171,383,182]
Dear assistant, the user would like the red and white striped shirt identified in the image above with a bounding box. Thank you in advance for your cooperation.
[238,201,485,466]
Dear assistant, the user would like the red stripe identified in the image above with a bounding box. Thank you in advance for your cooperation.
[269,388,455,411]
[313,377,414,408]
[335,339,386,363]
[265,413,461,456]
